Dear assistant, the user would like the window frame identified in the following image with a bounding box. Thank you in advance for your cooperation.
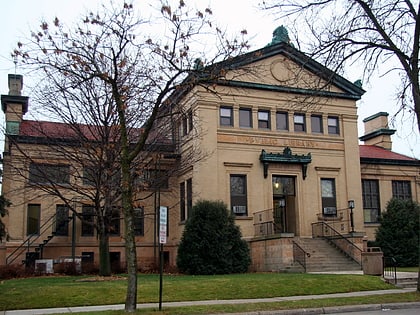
[239,107,252,128]
[27,204,40,236]
[321,178,337,216]
[392,180,412,200]
[311,114,323,134]
[220,106,233,126]
[362,179,381,223]
[29,163,70,185]
[230,174,248,216]
[81,205,95,236]
[276,111,288,131]
[327,116,340,135]
[55,204,69,236]
[294,113,306,132]
[257,110,270,129]
[134,207,144,236]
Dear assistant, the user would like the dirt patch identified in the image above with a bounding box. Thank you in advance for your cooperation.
[76,275,127,282]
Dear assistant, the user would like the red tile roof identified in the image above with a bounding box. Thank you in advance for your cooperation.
[19,120,98,140]
[359,145,418,161]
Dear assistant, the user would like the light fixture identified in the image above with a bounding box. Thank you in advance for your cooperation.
[348,200,355,233]
[274,182,280,189]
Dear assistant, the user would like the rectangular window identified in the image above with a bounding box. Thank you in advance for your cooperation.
[182,115,188,136]
[145,169,169,189]
[311,115,323,133]
[188,110,193,132]
[328,116,339,135]
[321,178,337,216]
[55,205,69,236]
[294,113,306,132]
[180,182,186,221]
[186,178,193,219]
[258,110,270,129]
[109,208,120,236]
[134,207,144,236]
[27,204,40,236]
[29,163,70,185]
[220,106,233,126]
[362,180,380,223]
[239,108,252,128]
[392,181,412,200]
[81,205,95,236]
[230,175,248,216]
[276,112,288,131]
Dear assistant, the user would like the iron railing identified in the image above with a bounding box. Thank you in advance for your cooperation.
[383,256,397,284]
[6,213,58,265]
[311,221,362,266]
[293,241,310,272]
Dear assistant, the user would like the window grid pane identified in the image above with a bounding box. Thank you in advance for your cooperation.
[230,175,248,216]
[258,110,270,129]
[328,116,339,134]
[311,115,323,133]
[276,112,288,130]
[239,108,252,128]
[362,180,380,223]
[220,107,233,126]
[294,114,306,132]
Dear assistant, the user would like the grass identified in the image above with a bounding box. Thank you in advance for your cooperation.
[0,273,419,314]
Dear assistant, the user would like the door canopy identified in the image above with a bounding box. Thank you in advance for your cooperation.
[260,147,312,179]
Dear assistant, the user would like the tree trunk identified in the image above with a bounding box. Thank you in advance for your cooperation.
[98,231,111,276]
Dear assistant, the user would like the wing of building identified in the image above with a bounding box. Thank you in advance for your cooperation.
[1,31,419,273]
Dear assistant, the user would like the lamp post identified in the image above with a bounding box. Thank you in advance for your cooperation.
[348,200,355,234]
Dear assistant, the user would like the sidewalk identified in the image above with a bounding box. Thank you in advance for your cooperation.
[2,272,419,315]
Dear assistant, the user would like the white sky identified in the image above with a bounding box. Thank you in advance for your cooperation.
[0,0,418,158]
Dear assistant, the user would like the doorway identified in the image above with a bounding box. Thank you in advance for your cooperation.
[272,175,296,234]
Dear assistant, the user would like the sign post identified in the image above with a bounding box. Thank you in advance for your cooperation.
[158,206,167,311]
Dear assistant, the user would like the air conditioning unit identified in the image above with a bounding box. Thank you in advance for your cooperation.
[232,205,246,214]
[323,207,337,215]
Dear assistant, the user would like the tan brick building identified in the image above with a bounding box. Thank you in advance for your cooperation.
[1,38,419,272]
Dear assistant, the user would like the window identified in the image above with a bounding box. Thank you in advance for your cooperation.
[392,181,412,200]
[134,207,144,236]
[239,108,252,128]
[186,178,193,219]
[182,115,188,136]
[188,110,193,132]
[109,208,120,236]
[321,178,337,216]
[362,180,380,223]
[29,163,70,185]
[276,112,288,131]
[27,204,40,236]
[230,175,247,216]
[82,167,95,186]
[180,182,186,221]
[258,110,270,129]
[55,205,69,236]
[145,169,169,189]
[294,113,306,132]
[328,116,339,135]
[311,115,323,133]
[220,106,233,126]
[81,205,95,236]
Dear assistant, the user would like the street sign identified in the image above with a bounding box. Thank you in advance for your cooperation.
[159,206,167,244]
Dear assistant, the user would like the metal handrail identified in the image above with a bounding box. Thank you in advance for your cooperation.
[293,241,310,272]
[383,256,397,284]
[311,221,362,266]
[6,213,57,265]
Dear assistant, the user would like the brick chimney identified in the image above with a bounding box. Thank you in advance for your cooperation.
[1,74,29,135]
[359,112,395,150]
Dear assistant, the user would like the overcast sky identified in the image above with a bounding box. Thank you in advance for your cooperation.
[0,0,418,158]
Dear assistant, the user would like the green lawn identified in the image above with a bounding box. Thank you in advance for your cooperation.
[0,273,413,311]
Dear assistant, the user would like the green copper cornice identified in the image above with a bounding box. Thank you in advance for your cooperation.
[260,147,312,179]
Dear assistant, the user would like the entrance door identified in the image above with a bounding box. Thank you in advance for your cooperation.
[272,175,296,234]
[273,197,286,233]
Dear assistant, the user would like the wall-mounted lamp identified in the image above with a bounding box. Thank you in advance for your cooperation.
[274,182,280,189]
[348,199,355,233]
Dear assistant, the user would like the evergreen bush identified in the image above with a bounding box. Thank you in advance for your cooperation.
[375,198,419,267]
[176,200,251,274]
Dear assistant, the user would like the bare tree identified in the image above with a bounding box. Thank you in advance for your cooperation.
[261,0,420,131]
[13,0,248,311]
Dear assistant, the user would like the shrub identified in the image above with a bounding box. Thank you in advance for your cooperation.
[176,200,251,275]
[375,198,419,267]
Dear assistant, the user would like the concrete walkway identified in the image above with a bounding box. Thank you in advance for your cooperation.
[2,272,419,315]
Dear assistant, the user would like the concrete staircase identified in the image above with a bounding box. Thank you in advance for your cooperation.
[296,238,362,272]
